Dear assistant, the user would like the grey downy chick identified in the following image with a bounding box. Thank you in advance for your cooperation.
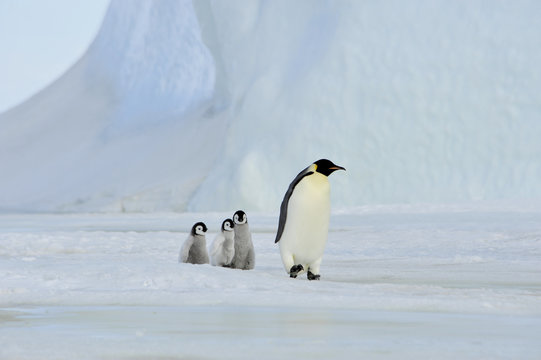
[210,218,235,267]
[179,222,209,264]
[230,210,255,270]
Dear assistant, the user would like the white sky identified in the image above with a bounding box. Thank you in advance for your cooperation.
[0,0,110,113]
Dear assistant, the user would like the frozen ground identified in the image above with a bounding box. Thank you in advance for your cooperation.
[1,204,541,359]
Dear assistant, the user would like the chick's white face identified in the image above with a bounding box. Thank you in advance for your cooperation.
[223,221,234,232]
[195,225,206,236]
[233,212,247,225]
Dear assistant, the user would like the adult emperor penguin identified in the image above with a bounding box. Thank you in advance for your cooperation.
[179,222,209,264]
[209,218,235,267]
[230,210,255,270]
[275,159,345,280]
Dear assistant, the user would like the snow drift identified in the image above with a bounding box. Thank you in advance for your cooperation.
[1,0,540,212]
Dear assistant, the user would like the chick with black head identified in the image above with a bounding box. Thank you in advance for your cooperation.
[230,210,255,270]
[210,218,236,267]
[179,222,209,264]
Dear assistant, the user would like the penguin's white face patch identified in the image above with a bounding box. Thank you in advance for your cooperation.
[195,225,206,236]
[234,214,247,225]
[224,221,234,231]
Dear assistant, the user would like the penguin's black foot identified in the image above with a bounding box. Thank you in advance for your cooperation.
[307,271,320,281]
[289,264,304,278]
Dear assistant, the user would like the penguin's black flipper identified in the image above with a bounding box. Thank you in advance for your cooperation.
[275,168,314,244]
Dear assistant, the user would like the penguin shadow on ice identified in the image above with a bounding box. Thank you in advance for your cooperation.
[229,210,255,270]
[275,159,345,280]
[209,218,235,267]
[179,222,210,264]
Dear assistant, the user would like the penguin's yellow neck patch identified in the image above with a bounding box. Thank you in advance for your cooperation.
[309,164,318,172]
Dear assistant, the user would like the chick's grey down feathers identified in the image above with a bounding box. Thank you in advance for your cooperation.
[179,222,209,264]
[230,212,255,270]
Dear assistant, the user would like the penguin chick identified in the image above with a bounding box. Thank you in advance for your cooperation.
[179,222,209,264]
[275,159,345,280]
[210,218,235,267]
[230,210,255,270]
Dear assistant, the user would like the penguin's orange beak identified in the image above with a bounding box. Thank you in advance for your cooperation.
[330,165,346,171]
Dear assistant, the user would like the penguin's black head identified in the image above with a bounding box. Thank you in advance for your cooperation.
[191,222,208,236]
[313,159,346,177]
[233,210,247,225]
[222,218,234,232]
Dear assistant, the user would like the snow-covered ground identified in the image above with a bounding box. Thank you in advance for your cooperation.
[1,204,540,359]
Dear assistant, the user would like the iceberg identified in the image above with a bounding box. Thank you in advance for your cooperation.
[0,0,540,212]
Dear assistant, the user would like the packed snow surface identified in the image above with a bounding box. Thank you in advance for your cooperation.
[1,0,540,212]
[1,204,540,359]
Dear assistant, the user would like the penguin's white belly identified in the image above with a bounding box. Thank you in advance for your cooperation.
[280,173,330,264]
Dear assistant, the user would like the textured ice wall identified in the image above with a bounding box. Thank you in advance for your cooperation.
[87,1,215,135]
[0,0,219,212]
[190,0,541,211]
[0,0,540,212]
